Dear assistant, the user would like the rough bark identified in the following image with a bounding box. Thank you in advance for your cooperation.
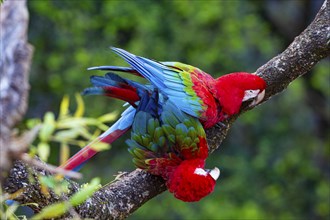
[0,0,33,185]
[2,0,330,219]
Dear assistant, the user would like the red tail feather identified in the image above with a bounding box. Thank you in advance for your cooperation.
[61,128,129,171]
[103,86,140,106]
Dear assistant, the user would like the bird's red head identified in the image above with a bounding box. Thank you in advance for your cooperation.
[166,159,220,202]
[214,72,266,116]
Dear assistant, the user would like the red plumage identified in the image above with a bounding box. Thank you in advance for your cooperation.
[167,159,216,202]
[212,72,266,116]
[103,86,139,106]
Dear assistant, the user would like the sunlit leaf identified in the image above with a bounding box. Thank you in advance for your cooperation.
[59,95,70,119]
[57,117,98,129]
[39,176,69,196]
[60,143,70,165]
[76,126,94,140]
[54,129,80,141]
[26,118,41,129]
[69,178,101,206]
[20,203,39,208]
[31,202,67,219]
[95,123,109,131]
[39,112,56,142]
[97,112,118,123]
[28,145,38,157]
[74,93,85,118]
[32,178,100,219]
[3,202,19,220]
[37,142,50,161]
[89,141,111,152]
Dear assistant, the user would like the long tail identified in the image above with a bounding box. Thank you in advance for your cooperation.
[61,73,147,171]
[61,106,135,171]
[61,53,160,171]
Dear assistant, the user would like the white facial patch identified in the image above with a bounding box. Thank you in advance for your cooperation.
[242,89,260,102]
[209,167,220,180]
[194,168,208,176]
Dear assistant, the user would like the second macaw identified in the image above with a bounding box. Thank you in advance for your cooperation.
[61,47,266,171]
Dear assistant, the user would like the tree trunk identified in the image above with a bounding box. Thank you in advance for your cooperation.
[0,0,33,185]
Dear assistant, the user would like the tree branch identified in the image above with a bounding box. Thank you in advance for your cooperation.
[2,0,329,219]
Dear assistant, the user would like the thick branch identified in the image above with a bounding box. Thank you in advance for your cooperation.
[4,160,166,219]
[3,0,329,219]
[0,0,33,185]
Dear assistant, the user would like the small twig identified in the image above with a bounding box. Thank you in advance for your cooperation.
[19,154,82,179]
[10,125,42,154]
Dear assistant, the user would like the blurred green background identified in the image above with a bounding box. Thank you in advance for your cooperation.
[26,0,329,219]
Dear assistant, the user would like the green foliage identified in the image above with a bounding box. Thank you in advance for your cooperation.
[1,94,115,219]
[23,1,329,219]
[32,178,101,219]
[0,191,19,220]
[27,94,116,163]
[39,176,70,196]
[0,187,32,220]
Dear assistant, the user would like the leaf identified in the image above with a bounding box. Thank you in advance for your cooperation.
[59,95,70,118]
[31,202,67,219]
[39,112,56,141]
[89,141,111,152]
[74,93,85,117]
[39,176,69,196]
[26,118,41,129]
[54,129,80,141]
[60,143,70,165]
[37,142,50,161]
[97,112,118,123]
[69,178,101,206]
[3,201,19,220]
[76,126,94,140]
[57,117,101,129]
[28,145,37,157]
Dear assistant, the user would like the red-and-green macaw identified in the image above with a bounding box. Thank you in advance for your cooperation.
[127,89,219,202]
[61,47,266,171]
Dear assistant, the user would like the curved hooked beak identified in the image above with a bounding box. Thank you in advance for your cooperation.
[208,167,220,181]
[251,90,265,106]
[243,90,265,107]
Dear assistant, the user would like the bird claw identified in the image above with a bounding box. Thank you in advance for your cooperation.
[215,122,228,130]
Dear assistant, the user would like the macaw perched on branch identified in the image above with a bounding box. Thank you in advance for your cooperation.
[61,47,266,171]
[127,90,219,202]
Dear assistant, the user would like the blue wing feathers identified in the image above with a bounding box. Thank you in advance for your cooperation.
[90,75,117,87]
[100,106,136,139]
[82,87,104,96]
[111,47,167,90]
[88,47,203,118]
[104,72,127,83]
[88,66,135,72]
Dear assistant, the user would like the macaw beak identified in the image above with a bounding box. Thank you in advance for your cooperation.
[249,90,265,106]
[208,167,220,181]
[242,89,265,107]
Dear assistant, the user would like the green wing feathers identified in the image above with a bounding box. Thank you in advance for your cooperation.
[127,100,208,173]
